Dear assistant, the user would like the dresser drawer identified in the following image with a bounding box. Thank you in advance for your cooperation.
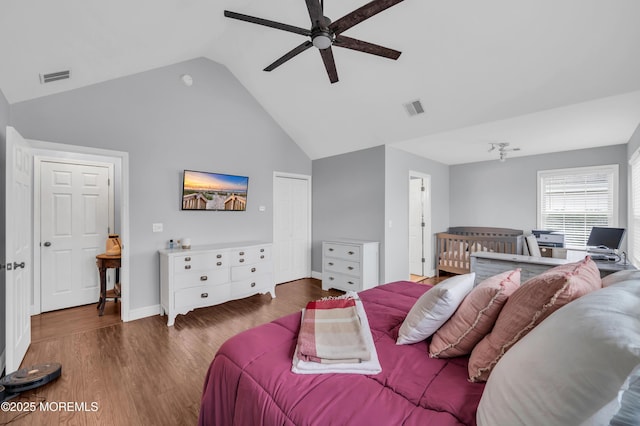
[230,246,271,266]
[231,263,271,281]
[231,274,273,297]
[174,268,229,290]
[323,273,361,291]
[323,258,361,276]
[174,284,230,309]
[174,251,227,272]
[324,243,360,260]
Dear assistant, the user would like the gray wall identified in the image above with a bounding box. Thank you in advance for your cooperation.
[384,147,450,282]
[10,57,311,312]
[0,88,9,366]
[312,146,385,276]
[450,145,628,242]
[627,123,640,160]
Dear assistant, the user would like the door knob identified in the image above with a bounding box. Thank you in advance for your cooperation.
[13,262,25,269]
[43,241,52,247]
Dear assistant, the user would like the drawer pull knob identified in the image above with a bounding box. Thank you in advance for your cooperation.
[260,248,265,252]
[239,251,245,256]
[239,259,245,263]
[200,276,208,281]
[260,255,265,259]
[201,293,208,298]
[348,266,354,270]
[328,262,334,266]
[185,257,191,261]
[328,248,334,251]
[217,254,222,259]
[251,267,256,273]
[348,251,355,255]
[250,282,256,288]
[184,265,191,270]
[329,277,334,281]
[348,281,354,285]
[217,262,222,266]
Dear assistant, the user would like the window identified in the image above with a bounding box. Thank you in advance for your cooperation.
[537,165,619,248]
[630,151,640,265]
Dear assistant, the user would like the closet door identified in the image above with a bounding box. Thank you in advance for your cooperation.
[273,173,311,284]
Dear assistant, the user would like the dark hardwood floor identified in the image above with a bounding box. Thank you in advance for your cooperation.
[1,278,346,426]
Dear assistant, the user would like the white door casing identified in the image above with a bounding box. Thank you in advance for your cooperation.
[5,126,32,372]
[409,172,433,277]
[273,173,311,284]
[39,160,112,312]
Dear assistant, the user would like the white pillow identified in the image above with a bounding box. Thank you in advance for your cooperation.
[476,281,640,426]
[396,273,475,345]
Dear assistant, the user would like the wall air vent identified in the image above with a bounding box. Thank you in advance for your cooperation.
[403,99,425,117]
[39,70,71,84]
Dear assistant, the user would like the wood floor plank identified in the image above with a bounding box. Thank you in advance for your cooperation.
[0,278,341,426]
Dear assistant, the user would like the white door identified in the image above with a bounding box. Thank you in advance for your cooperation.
[5,126,32,372]
[273,174,311,284]
[409,173,432,277]
[40,161,110,312]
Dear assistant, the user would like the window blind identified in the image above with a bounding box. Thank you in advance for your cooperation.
[538,166,618,248]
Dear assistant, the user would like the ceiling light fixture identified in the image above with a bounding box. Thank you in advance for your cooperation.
[312,30,333,49]
[488,142,521,162]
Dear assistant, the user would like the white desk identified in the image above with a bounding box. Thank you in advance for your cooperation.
[470,251,636,285]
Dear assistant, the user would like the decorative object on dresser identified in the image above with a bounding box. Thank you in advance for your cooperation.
[322,240,379,292]
[159,242,274,326]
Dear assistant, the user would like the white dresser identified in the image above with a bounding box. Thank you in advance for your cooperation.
[322,240,379,292]
[159,241,274,326]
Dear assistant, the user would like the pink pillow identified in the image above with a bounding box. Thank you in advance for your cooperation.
[430,269,520,358]
[468,257,602,382]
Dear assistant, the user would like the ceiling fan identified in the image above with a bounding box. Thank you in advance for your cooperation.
[488,142,521,162]
[224,0,405,83]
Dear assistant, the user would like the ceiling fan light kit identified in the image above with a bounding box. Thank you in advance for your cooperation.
[224,0,405,83]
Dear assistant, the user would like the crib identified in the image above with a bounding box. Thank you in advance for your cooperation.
[436,227,523,276]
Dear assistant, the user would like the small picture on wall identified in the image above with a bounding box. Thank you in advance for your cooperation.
[181,170,249,211]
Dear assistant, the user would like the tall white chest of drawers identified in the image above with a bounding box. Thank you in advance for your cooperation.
[322,240,380,292]
[159,241,274,326]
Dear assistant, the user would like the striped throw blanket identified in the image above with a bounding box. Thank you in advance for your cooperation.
[296,297,371,364]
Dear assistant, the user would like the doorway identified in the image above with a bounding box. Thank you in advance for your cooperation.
[273,172,311,284]
[37,159,115,312]
[409,172,432,280]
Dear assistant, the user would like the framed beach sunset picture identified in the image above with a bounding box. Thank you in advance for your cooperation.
[181,170,249,211]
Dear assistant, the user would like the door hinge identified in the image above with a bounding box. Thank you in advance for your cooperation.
[421,258,425,263]
[108,178,111,186]
[421,186,425,192]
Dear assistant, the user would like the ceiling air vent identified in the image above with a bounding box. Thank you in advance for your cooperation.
[39,70,71,84]
[403,99,425,117]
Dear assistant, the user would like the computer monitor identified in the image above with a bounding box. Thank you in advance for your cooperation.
[586,227,626,250]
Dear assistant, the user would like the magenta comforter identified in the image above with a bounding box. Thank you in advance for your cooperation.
[198,281,485,425]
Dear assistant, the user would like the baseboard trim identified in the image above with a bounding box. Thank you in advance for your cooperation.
[127,304,161,322]
[311,270,322,280]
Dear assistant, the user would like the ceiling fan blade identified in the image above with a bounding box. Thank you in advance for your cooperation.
[304,0,324,27]
[334,35,401,60]
[224,11,311,37]
[330,0,405,35]
[319,47,339,83]
[264,41,314,72]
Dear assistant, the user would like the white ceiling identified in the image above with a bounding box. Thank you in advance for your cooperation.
[1,0,639,164]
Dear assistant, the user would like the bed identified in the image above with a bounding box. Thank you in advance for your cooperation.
[198,281,484,426]
[436,227,523,276]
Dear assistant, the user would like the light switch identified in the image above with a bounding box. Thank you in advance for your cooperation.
[153,223,163,233]
[259,206,266,212]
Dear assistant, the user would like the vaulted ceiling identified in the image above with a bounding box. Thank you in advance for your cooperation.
[1,0,639,164]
